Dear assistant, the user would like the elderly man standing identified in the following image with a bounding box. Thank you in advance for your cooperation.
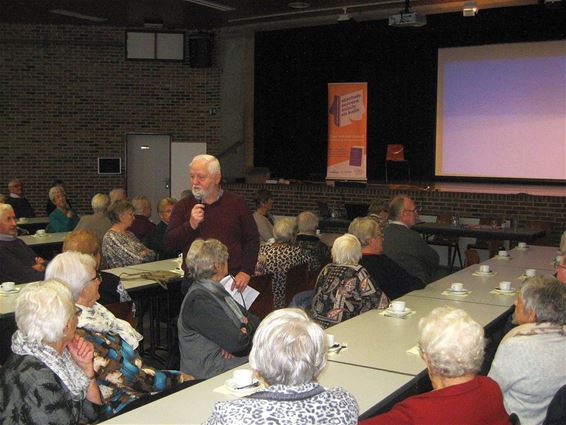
[75,193,112,242]
[0,204,45,283]
[166,154,259,290]
[382,195,439,284]
[6,178,35,218]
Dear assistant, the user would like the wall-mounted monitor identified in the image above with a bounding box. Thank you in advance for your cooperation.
[98,157,122,175]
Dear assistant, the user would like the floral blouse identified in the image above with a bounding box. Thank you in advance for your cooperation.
[102,229,156,268]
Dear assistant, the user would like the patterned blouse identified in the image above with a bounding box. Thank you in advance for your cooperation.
[311,263,389,328]
[102,229,156,268]
[205,382,358,425]
[255,242,310,308]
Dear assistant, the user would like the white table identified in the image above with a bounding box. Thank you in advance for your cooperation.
[325,297,509,376]
[0,284,27,317]
[483,245,558,271]
[16,217,49,226]
[19,231,70,246]
[102,361,415,424]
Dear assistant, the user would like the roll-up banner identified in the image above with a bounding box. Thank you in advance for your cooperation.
[326,82,368,181]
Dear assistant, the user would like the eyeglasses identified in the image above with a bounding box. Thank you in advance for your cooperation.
[404,208,420,214]
[83,273,101,287]
[74,306,82,317]
[555,263,566,270]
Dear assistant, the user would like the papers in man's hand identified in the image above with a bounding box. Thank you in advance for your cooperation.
[220,275,260,309]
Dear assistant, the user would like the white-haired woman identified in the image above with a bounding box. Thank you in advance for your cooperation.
[45,251,192,417]
[361,307,511,425]
[296,211,331,271]
[205,308,359,424]
[489,277,566,425]
[48,185,79,232]
[311,233,389,328]
[0,280,102,424]
[179,239,260,379]
[255,217,310,308]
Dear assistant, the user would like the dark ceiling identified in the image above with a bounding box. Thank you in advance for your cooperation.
[0,0,546,31]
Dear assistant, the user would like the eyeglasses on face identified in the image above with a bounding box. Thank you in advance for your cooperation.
[404,207,420,214]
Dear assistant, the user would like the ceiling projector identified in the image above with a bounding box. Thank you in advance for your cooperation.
[388,11,427,27]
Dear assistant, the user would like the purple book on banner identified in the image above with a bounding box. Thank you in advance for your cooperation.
[349,146,363,166]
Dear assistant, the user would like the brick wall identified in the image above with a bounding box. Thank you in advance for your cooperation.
[225,183,566,244]
[1,23,220,215]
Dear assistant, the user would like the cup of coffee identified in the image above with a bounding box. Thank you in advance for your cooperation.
[326,334,335,348]
[499,281,512,291]
[451,282,464,292]
[389,300,406,312]
[479,265,490,273]
[518,242,527,249]
[1,282,15,291]
[35,229,46,236]
[498,250,508,257]
[525,269,536,278]
[232,369,254,388]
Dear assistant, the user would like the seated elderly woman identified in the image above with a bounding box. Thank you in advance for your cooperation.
[311,233,389,328]
[48,185,80,232]
[63,229,132,306]
[489,277,566,425]
[253,189,275,243]
[361,307,511,425]
[102,200,156,268]
[205,308,358,424]
[296,211,331,271]
[255,217,310,308]
[0,280,103,424]
[349,217,425,300]
[45,251,192,417]
[179,239,260,379]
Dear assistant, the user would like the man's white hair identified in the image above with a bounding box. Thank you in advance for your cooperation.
[190,154,221,176]
[331,233,362,265]
[91,193,110,213]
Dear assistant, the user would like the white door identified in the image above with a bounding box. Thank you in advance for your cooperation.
[126,134,171,224]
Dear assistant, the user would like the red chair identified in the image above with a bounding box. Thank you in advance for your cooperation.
[248,274,275,319]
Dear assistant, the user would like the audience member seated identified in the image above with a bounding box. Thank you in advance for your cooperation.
[146,197,178,260]
[129,195,156,243]
[367,199,389,229]
[48,185,79,232]
[109,187,127,204]
[382,195,439,284]
[179,239,260,379]
[204,308,359,425]
[46,179,72,216]
[75,193,112,243]
[296,211,331,271]
[6,178,35,218]
[0,204,45,283]
[311,234,389,328]
[255,217,310,308]
[63,229,132,306]
[361,307,511,425]
[253,189,275,243]
[0,280,103,424]
[349,217,425,300]
[102,200,156,268]
[45,251,194,417]
[489,277,566,425]
[556,254,566,284]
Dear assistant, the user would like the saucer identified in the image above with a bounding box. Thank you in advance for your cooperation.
[473,270,495,276]
[515,246,528,251]
[495,288,515,294]
[447,288,468,295]
[0,287,20,294]
[385,307,411,317]
[496,255,511,260]
[224,378,260,391]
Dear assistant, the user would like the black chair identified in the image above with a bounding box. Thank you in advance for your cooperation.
[426,214,463,272]
[543,384,566,425]
[344,203,369,221]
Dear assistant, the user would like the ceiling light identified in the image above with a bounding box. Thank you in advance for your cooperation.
[288,2,310,9]
[463,1,478,17]
[49,9,107,22]
[337,7,352,22]
[184,0,235,12]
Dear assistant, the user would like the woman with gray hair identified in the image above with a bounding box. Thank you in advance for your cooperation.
[361,307,510,424]
[311,233,389,328]
[296,210,331,271]
[205,308,358,424]
[45,251,192,417]
[48,185,80,232]
[179,239,260,379]
[255,217,310,308]
[489,277,566,425]
[0,280,102,424]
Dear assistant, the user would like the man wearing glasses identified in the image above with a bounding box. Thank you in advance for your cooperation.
[6,178,35,219]
[383,195,439,284]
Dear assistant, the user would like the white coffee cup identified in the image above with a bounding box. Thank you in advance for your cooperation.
[451,282,464,292]
[499,281,512,291]
[326,334,335,348]
[518,242,527,249]
[390,300,406,312]
[35,229,46,236]
[498,250,508,257]
[525,269,536,278]
[479,265,490,273]
[1,282,15,291]
[232,369,254,388]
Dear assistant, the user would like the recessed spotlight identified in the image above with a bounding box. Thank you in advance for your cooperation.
[288,2,311,9]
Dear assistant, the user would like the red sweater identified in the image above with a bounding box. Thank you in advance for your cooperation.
[165,190,259,276]
[361,376,511,425]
